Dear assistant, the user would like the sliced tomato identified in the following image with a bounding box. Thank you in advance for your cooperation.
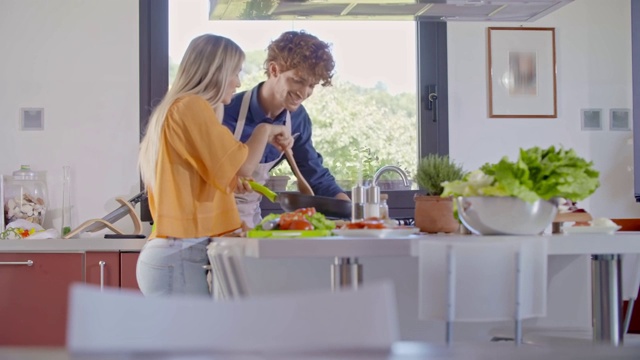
[294,207,316,217]
[289,219,314,230]
[345,218,386,229]
[279,212,305,230]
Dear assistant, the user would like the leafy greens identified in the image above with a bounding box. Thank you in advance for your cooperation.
[442,146,600,203]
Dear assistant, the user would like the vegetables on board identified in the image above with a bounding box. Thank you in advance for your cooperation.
[254,208,336,231]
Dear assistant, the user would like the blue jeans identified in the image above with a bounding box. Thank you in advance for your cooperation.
[136,237,210,297]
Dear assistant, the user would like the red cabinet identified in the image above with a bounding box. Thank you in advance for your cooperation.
[0,250,141,346]
[85,252,120,288]
[120,252,140,292]
[0,253,83,346]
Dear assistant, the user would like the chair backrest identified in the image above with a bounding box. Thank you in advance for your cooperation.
[67,281,399,354]
[418,237,548,343]
[207,239,250,300]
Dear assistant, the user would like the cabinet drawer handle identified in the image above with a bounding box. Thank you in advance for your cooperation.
[0,260,34,266]
[99,261,106,291]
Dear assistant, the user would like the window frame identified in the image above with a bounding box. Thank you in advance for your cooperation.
[138,0,449,221]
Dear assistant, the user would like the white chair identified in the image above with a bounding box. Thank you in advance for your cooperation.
[418,237,548,345]
[67,280,400,354]
[207,239,250,300]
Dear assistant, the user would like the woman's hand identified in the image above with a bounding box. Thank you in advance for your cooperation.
[234,177,253,194]
[268,125,293,152]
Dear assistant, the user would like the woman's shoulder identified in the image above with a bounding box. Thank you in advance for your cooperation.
[170,94,212,113]
[168,94,215,119]
[166,95,217,126]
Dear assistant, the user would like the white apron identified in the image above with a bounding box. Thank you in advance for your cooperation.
[234,90,291,228]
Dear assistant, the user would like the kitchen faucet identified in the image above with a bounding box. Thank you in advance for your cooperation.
[372,165,410,187]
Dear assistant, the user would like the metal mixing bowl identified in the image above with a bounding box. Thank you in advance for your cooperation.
[455,196,559,235]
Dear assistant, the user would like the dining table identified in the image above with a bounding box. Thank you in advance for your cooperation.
[214,232,640,346]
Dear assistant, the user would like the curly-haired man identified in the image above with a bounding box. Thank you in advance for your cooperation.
[223,30,349,228]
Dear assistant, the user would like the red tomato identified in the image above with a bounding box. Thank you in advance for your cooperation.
[279,212,305,230]
[345,218,386,229]
[289,219,314,230]
[294,207,316,217]
[279,213,294,230]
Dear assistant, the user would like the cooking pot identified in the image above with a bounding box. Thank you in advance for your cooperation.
[249,181,351,219]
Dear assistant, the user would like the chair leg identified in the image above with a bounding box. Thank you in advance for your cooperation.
[446,321,453,345]
[623,298,635,335]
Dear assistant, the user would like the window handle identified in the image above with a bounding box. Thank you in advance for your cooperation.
[428,93,438,122]
[425,84,438,122]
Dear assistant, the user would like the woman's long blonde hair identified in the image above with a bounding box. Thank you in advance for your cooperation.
[139,34,245,189]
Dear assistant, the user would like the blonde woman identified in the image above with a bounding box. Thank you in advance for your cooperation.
[137,34,292,297]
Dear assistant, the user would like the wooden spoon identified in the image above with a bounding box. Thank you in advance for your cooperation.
[284,148,314,196]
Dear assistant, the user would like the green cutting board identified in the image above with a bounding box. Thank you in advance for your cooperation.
[247,230,332,238]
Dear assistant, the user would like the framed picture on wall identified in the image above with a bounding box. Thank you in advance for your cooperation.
[487,27,557,118]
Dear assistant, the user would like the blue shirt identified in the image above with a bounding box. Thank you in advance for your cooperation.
[223,83,344,197]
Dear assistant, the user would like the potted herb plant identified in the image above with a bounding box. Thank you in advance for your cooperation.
[414,154,465,233]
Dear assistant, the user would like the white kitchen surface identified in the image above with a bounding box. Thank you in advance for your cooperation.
[0,238,147,252]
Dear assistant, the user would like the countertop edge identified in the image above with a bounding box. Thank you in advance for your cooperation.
[0,238,147,252]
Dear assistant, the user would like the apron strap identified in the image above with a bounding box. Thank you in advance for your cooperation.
[234,90,252,140]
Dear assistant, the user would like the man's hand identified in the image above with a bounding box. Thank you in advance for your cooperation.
[335,192,350,201]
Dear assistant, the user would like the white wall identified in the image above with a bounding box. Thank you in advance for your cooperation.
[448,0,635,218]
[0,0,140,234]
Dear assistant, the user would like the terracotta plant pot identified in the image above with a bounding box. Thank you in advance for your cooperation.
[414,194,460,233]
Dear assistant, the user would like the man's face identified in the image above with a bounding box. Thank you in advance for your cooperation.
[270,63,318,112]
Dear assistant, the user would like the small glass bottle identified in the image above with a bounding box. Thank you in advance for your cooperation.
[379,194,389,220]
[61,166,72,236]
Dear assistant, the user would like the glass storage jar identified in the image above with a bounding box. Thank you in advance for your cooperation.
[4,165,48,226]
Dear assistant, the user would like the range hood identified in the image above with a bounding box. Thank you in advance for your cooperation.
[209,0,573,22]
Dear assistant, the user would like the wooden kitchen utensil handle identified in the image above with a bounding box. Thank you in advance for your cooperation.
[284,149,314,196]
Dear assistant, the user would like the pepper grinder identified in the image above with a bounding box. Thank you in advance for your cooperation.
[351,182,366,222]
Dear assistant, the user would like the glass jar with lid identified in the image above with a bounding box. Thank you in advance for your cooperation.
[4,165,48,226]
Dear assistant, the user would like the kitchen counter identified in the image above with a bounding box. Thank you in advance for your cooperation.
[236,232,640,259]
[4,231,640,254]
[0,238,147,252]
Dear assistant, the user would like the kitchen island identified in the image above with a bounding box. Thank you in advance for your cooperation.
[3,233,639,347]
[226,232,640,345]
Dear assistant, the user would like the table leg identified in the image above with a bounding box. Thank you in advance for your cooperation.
[591,254,623,345]
[331,257,363,291]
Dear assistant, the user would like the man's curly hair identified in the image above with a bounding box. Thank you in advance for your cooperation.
[264,31,335,87]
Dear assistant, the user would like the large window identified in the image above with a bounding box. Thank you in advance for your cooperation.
[140,0,448,220]
[169,0,417,189]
